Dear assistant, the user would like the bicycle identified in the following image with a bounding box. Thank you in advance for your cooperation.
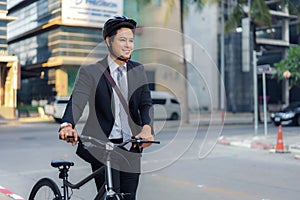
[28,136,160,200]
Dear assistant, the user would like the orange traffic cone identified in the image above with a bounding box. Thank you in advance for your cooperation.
[275,125,288,153]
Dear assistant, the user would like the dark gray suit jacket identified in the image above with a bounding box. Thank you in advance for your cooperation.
[62,56,153,142]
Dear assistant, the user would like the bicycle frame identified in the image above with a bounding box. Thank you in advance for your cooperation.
[59,143,124,199]
[30,137,160,200]
[59,165,105,199]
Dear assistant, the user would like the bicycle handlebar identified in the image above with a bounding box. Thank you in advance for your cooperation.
[80,135,160,150]
[118,137,160,147]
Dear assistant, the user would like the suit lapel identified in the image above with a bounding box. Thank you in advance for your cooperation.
[98,57,113,94]
[126,61,134,103]
[97,57,115,114]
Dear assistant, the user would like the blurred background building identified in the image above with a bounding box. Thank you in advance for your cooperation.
[0,0,299,119]
[222,0,299,113]
[0,0,18,118]
[5,0,188,119]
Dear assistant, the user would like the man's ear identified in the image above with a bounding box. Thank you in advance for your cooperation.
[105,37,110,47]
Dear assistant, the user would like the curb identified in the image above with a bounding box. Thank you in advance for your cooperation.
[0,116,54,125]
[0,186,25,200]
[251,141,274,150]
[218,137,274,150]
[218,137,300,161]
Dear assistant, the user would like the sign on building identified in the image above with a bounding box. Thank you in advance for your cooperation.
[257,64,272,74]
[62,0,124,28]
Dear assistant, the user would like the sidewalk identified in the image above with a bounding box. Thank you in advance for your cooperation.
[0,115,54,125]
[218,132,300,154]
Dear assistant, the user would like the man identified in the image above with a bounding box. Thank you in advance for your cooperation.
[59,16,154,200]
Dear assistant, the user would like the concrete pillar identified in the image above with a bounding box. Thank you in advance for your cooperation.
[55,68,68,97]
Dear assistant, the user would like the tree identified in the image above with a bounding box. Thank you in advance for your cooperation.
[164,0,205,26]
[225,0,272,33]
[274,45,300,88]
[224,0,300,34]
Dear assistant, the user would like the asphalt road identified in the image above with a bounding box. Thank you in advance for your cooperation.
[0,122,300,200]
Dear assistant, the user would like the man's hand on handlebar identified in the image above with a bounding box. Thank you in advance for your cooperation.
[59,125,78,146]
[134,124,154,148]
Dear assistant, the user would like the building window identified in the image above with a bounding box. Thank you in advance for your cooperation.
[153,0,161,7]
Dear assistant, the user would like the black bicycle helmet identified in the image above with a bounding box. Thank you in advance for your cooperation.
[102,16,137,40]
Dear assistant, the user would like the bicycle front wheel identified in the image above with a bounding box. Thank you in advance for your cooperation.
[28,178,62,200]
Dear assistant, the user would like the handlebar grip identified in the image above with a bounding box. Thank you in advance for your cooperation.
[59,135,75,140]
[152,141,160,144]
[134,139,160,144]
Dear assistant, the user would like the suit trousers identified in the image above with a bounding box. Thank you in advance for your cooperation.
[91,145,141,200]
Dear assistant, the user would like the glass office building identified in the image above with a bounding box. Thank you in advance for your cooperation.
[7,0,123,104]
[0,0,8,51]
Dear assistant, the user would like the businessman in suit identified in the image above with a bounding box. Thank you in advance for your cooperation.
[59,16,154,200]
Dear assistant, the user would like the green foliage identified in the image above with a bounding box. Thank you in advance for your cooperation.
[250,0,272,26]
[225,4,244,33]
[225,0,272,34]
[164,0,206,26]
[274,46,300,88]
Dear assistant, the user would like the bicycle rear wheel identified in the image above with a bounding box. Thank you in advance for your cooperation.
[28,178,62,200]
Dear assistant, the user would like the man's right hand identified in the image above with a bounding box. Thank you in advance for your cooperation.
[59,125,78,146]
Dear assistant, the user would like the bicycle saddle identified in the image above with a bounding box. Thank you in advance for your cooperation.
[51,160,74,168]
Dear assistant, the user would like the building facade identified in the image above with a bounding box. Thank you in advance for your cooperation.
[6,0,189,113]
[0,0,18,119]
[222,0,299,113]
[6,0,298,117]
[181,0,299,113]
[6,0,189,120]
[7,0,114,104]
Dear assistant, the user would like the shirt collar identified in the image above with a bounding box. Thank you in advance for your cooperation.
[107,56,127,72]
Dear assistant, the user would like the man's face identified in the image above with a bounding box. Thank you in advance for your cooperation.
[108,27,134,60]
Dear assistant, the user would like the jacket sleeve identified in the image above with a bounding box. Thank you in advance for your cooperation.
[61,66,93,127]
[137,67,154,132]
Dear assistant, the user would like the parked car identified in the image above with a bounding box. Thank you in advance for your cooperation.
[151,91,181,120]
[44,96,88,123]
[270,102,300,126]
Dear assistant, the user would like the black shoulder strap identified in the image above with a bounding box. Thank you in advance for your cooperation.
[96,63,130,117]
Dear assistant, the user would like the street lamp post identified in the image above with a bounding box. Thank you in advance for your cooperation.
[262,71,268,136]
[253,51,258,135]
[257,64,271,136]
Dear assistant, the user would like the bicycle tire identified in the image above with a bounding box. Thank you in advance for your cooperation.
[28,178,62,200]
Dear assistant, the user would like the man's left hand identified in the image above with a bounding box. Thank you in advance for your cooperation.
[135,125,154,148]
